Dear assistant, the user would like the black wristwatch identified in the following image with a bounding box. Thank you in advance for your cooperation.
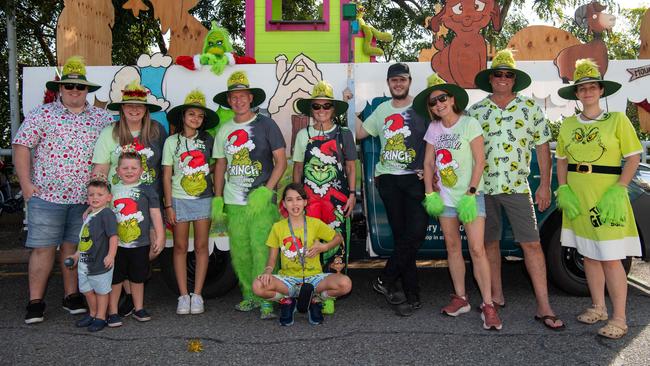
[468,187,477,195]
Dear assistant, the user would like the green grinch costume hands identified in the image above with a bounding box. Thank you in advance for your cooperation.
[247,186,273,216]
[556,184,581,220]
[211,196,227,224]
[596,184,628,225]
[457,194,478,223]
[423,192,444,217]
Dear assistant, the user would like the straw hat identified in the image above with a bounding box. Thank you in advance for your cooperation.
[45,56,101,92]
[295,80,349,116]
[413,73,469,118]
[106,80,162,112]
[213,71,266,108]
[167,89,219,131]
[557,59,621,100]
[474,49,532,93]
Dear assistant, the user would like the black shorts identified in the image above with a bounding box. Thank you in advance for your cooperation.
[112,246,150,284]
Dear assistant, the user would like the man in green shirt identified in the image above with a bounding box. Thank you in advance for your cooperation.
[468,49,564,330]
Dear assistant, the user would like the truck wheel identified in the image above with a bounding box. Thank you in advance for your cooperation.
[545,222,632,296]
[159,246,238,299]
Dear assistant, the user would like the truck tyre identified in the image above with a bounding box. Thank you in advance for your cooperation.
[545,221,632,296]
[159,246,238,299]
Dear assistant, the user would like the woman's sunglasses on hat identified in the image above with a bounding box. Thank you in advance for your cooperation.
[428,93,450,107]
[312,103,333,110]
[492,71,515,79]
[63,83,88,91]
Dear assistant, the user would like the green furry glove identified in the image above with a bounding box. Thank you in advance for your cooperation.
[457,194,478,224]
[555,184,581,220]
[247,186,273,216]
[211,196,227,224]
[596,184,628,225]
[423,192,444,217]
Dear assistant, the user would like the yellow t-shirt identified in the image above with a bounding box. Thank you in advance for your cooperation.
[266,217,337,277]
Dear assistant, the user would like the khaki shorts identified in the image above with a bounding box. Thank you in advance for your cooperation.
[484,193,540,244]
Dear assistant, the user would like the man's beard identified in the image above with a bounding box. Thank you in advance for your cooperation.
[390,88,409,100]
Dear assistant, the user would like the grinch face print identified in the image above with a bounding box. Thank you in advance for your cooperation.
[435,148,460,188]
[179,149,210,196]
[304,139,342,196]
[281,235,305,261]
[112,139,155,185]
[381,113,416,167]
[78,224,93,252]
[566,126,606,163]
[226,129,262,187]
[113,194,144,245]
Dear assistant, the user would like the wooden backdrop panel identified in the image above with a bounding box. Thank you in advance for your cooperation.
[149,0,207,59]
[638,9,650,132]
[507,25,581,60]
[56,0,114,65]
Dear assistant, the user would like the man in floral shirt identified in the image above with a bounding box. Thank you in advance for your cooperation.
[468,49,564,330]
[12,56,114,324]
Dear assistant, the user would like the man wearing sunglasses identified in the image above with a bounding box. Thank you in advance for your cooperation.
[346,63,428,317]
[13,56,114,324]
[468,49,564,330]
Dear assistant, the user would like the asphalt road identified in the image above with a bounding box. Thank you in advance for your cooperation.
[1,262,649,365]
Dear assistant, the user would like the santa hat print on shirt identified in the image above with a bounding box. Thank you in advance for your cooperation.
[180,150,210,176]
[383,113,412,139]
[309,139,341,168]
[436,149,458,170]
[225,128,256,155]
[114,198,144,223]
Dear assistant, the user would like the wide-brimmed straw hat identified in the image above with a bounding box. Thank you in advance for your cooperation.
[45,56,101,92]
[474,49,532,93]
[413,73,469,118]
[295,80,349,116]
[557,59,621,100]
[167,89,219,131]
[106,80,162,112]
[213,71,266,108]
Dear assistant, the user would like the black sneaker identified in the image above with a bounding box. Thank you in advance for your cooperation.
[308,301,324,325]
[372,277,406,305]
[395,294,421,317]
[75,314,94,328]
[118,293,135,317]
[279,298,296,326]
[62,293,87,315]
[25,300,45,324]
[107,313,123,328]
[133,309,151,322]
[88,318,107,332]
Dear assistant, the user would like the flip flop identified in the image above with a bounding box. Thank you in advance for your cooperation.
[535,315,566,331]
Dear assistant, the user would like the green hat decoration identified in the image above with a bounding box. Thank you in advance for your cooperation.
[213,71,266,109]
[106,80,162,112]
[474,49,532,93]
[413,73,469,119]
[557,59,621,100]
[295,80,349,116]
[168,89,219,131]
[45,56,102,92]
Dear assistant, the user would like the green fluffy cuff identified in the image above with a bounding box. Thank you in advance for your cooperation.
[457,194,478,223]
[423,192,444,217]
[596,184,628,225]
[247,186,273,216]
[211,196,227,224]
[556,184,581,220]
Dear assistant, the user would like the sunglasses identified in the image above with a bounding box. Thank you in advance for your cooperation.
[492,71,515,79]
[312,103,334,111]
[63,83,88,91]
[428,94,450,107]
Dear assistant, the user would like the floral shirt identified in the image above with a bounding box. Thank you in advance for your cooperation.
[12,101,114,204]
[468,95,551,195]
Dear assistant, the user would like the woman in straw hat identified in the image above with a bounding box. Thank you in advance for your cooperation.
[292,80,357,314]
[91,80,167,317]
[415,73,502,330]
[162,89,219,315]
[555,59,643,339]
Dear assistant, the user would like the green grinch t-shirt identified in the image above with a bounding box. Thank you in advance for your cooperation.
[423,115,484,206]
[362,100,426,176]
[162,132,214,200]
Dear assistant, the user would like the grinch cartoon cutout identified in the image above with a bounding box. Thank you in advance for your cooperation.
[114,198,144,245]
[226,129,262,178]
[436,149,459,188]
[382,113,416,166]
[179,150,210,196]
[566,125,607,163]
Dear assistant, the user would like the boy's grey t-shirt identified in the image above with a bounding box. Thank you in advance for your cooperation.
[78,207,118,276]
[111,183,160,248]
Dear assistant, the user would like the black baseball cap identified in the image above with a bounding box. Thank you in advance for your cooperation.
[387,63,411,79]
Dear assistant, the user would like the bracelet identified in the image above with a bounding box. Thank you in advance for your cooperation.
[264,266,273,272]
[164,205,172,209]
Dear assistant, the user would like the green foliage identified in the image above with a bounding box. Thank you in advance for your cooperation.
[111,0,165,65]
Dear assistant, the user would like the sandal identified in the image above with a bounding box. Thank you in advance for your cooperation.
[577,305,608,324]
[597,321,628,339]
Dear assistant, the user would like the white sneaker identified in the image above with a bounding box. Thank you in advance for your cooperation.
[190,293,204,314]
[176,294,190,315]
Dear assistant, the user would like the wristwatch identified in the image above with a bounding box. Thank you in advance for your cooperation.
[468,187,477,195]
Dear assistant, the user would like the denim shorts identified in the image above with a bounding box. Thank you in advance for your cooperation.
[273,273,331,297]
[78,263,114,295]
[172,197,211,222]
[440,193,486,218]
[26,197,88,248]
